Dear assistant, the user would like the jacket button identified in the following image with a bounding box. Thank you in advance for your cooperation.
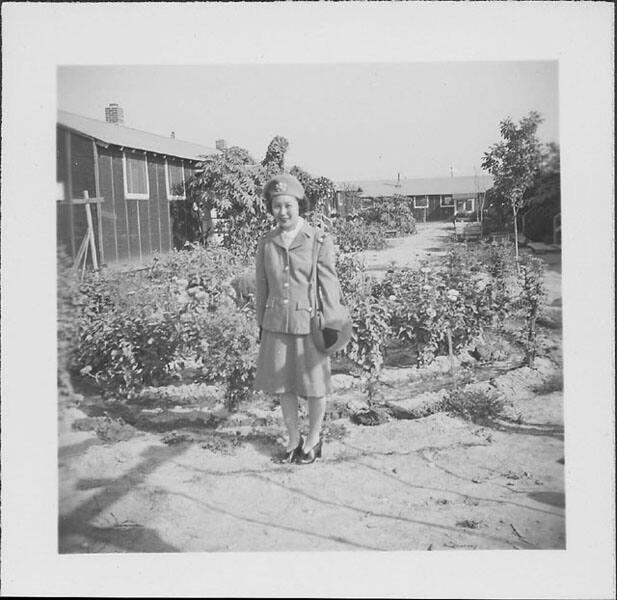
[283,298,289,304]
[283,282,289,288]
[284,265,289,271]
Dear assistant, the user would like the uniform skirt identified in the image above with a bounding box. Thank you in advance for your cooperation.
[254,329,331,398]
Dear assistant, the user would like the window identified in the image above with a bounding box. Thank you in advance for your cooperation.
[440,195,454,207]
[414,196,428,208]
[122,152,149,199]
[456,198,475,212]
[165,160,186,200]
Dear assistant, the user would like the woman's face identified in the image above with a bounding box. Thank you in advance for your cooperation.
[271,194,300,231]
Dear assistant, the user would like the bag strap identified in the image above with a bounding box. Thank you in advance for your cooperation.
[308,232,323,314]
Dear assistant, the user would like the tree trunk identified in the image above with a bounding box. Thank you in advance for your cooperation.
[527,314,537,368]
[512,200,520,271]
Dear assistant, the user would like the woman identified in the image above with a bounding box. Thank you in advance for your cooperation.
[254,173,346,465]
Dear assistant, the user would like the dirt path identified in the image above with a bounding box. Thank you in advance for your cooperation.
[58,221,564,553]
[362,222,455,273]
[59,394,564,552]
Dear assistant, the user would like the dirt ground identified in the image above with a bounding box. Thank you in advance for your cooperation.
[58,222,564,553]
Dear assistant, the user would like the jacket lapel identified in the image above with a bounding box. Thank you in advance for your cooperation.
[287,222,314,251]
[269,228,286,250]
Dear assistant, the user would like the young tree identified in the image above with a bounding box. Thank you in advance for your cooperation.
[185,145,269,261]
[261,135,289,178]
[289,165,336,228]
[184,135,336,258]
[482,111,544,264]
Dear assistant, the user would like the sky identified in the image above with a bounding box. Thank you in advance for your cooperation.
[58,62,559,183]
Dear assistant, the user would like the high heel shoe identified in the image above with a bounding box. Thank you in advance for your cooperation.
[296,438,323,465]
[276,437,304,464]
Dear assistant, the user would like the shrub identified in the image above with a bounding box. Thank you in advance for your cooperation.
[77,277,183,397]
[440,387,506,425]
[512,254,547,367]
[344,295,393,400]
[335,252,374,300]
[57,247,81,394]
[151,244,239,309]
[359,199,417,235]
[333,220,388,252]
[189,306,258,411]
[76,246,258,404]
[214,214,273,265]
[377,256,493,366]
[483,241,517,322]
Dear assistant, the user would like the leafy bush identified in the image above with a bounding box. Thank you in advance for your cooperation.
[76,246,258,404]
[214,213,273,265]
[77,277,183,397]
[188,306,258,410]
[513,254,547,367]
[359,199,417,235]
[377,256,493,366]
[483,241,517,322]
[440,387,506,424]
[57,247,81,394]
[335,253,374,300]
[333,220,388,252]
[344,296,393,400]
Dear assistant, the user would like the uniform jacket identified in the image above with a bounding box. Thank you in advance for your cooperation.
[256,221,345,335]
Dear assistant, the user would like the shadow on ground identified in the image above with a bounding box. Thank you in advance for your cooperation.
[60,444,188,553]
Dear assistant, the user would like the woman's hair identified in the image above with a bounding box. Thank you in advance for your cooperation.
[265,193,310,216]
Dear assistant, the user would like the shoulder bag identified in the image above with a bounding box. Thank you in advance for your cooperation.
[308,232,353,355]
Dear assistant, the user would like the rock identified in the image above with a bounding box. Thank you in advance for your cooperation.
[350,407,389,426]
[387,390,447,420]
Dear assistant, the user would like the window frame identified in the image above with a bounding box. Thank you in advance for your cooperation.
[456,197,475,212]
[413,196,428,209]
[165,159,187,201]
[122,150,150,200]
[440,195,455,208]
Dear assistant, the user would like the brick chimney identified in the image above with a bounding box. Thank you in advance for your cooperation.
[216,139,227,151]
[105,103,124,124]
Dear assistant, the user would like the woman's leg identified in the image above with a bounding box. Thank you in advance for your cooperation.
[278,393,300,451]
[304,396,326,451]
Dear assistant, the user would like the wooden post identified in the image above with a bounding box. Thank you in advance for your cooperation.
[92,140,105,265]
[446,328,455,374]
[83,191,99,270]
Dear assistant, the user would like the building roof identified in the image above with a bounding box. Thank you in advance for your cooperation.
[336,175,494,197]
[57,110,218,161]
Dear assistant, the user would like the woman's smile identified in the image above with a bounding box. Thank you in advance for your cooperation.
[271,194,300,231]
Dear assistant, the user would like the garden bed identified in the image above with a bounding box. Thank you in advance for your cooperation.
[58,221,564,553]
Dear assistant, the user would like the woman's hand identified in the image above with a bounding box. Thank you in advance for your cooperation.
[323,328,338,348]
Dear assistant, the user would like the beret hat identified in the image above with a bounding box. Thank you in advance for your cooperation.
[263,173,305,201]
